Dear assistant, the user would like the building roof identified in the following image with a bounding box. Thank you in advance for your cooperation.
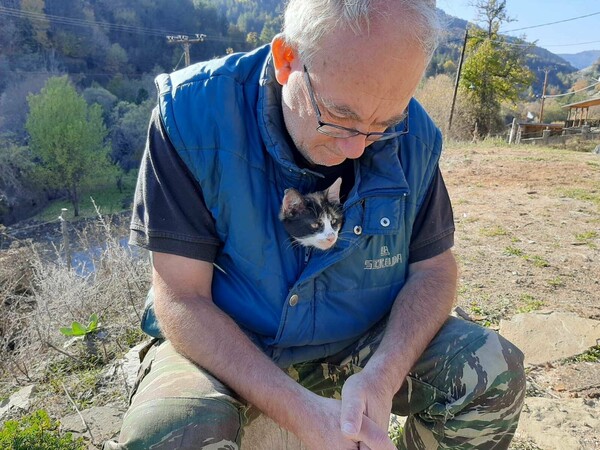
[562,97,600,109]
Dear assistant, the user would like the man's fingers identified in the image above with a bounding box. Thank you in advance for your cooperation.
[340,393,364,437]
[357,416,396,450]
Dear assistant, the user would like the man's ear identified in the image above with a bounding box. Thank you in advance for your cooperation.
[271,34,296,85]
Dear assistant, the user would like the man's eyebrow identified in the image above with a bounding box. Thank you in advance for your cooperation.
[322,99,407,128]
[321,100,362,122]
[378,111,408,127]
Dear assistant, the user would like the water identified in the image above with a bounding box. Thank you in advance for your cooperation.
[70,237,145,276]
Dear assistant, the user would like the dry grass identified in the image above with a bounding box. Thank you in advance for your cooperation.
[0,213,150,418]
[415,74,478,142]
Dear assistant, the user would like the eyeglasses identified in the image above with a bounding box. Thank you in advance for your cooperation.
[303,65,409,142]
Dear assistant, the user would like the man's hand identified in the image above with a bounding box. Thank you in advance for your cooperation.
[338,250,458,449]
[339,371,396,450]
[294,392,396,450]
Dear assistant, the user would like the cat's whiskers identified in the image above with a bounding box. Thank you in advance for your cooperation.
[335,232,362,248]
[284,238,302,251]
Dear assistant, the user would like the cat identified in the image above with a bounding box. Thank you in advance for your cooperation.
[279,177,343,250]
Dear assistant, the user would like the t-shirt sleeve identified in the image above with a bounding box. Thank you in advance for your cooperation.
[129,108,221,262]
[408,167,455,263]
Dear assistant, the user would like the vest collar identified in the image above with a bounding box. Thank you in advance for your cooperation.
[257,54,324,179]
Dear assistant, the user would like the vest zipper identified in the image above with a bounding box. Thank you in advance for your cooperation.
[304,247,312,266]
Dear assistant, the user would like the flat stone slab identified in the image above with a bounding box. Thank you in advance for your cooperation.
[61,406,123,448]
[121,341,149,392]
[242,412,406,449]
[243,414,306,450]
[499,312,600,365]
[0,385,37,420]
[101,340,149,395]
[515,397,600,449]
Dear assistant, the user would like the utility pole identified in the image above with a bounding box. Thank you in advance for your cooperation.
[166,34,206,67]
[539,68,550,124]
[448,28,469,133]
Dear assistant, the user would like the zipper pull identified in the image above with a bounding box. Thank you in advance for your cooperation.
[304,247,311,264]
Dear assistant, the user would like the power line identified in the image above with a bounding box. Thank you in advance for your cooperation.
[0,5,184,37]
[5,69,149,76]
[501,11,600,33]
[445,35,600,51]
[541,39,600,48]
[544,80,600,99]
[486,38,534,48]
[488,38,600,49]
[0,6,249,44]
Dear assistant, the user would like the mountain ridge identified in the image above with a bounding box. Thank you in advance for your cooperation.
[557,50,600,70]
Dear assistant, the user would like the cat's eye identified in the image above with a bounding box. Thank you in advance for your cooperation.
[331,219,338,226]
[311,222,320,229]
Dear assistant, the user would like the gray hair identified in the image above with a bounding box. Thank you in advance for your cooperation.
[282,0,442,65]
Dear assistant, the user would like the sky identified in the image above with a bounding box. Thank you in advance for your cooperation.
[437,0,600,54]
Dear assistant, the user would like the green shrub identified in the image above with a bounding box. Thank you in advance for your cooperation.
[0,409,85,450]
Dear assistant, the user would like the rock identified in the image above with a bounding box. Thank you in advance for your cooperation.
[243,414,307,450]
[0,385,37,420]
[61,406,123,448]
[243,412,405,449]
[593,144,600,155]
[121,341,149,392]
[515,397,600,449]
[101,340,149,394]
[499,312,600,365]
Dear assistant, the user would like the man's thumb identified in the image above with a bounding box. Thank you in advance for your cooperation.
[340,396,364,437]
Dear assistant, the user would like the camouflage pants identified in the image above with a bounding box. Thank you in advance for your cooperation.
[103,317,525,449]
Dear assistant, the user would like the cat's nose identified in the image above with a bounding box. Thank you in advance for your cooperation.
[326,235,336,243]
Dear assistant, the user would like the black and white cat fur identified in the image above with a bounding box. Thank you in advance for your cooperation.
[279,177,343,251]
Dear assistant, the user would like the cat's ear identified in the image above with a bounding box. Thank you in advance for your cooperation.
[281,188,306,216]
[325,177,342,205]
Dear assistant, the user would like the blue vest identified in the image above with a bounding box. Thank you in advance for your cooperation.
[142,45,443,367]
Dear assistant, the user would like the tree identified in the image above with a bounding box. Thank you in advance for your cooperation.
[25,76,119,216]
[110,99,154,172]
[0,73,50,141]
[0,137,37,222]
[460,0,535,136]
[105,43,129,74]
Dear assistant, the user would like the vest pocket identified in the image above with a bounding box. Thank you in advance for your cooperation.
[362,196,406,235]
[312,281,404,345]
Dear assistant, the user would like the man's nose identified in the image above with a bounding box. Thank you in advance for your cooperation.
[337,135,367,159]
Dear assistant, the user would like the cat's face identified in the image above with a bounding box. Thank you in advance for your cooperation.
[279,178,343,250]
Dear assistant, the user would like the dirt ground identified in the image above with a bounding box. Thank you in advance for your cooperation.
[442,141,600,449]
[443,141,599,322]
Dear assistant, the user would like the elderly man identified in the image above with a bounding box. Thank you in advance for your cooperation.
[104,1,525,449]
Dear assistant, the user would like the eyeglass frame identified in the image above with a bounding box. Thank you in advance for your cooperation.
[302,65,409,142]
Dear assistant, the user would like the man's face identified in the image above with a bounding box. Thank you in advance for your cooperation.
[280,20,427,167]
